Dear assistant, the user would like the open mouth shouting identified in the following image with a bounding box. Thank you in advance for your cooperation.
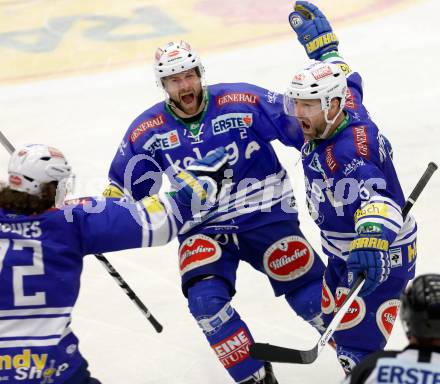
[180,91,196,107]
[298,118,315,139]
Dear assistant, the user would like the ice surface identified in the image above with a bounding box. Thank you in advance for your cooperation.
[1,0,439,382]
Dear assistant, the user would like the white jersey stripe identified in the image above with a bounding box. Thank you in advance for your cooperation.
[0,316,70,338]
[322,230,357,239]
[0,307,73,318]
[321,236,344,259]
[0,338,60,348]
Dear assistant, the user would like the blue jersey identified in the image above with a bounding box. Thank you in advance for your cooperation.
[108,83,304,234]
[0,194,181,383]
[301,58,417,262]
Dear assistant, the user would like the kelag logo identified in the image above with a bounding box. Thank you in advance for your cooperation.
[211,113,253,135]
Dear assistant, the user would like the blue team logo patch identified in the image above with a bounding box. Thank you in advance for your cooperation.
[211,113,253,135]
[142,130,180,155]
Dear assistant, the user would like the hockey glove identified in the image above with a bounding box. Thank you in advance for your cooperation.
[173,147,230,207]
[289,1,339,60]
[347,223,391,297]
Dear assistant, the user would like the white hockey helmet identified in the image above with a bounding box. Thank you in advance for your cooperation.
[8,144,73,207]
[153,40,205,89]
[284,61,347,138]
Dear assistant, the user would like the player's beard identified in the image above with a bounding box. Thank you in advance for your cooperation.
[299,116,327,141]
[172,88,204,117]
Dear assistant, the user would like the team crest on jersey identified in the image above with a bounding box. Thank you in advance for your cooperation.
[212,113,253,135]
[321,277,335,314]
[142,130,180,155]
[335,287,366,330]
[179,235,221,275]
[308,153,325,174]
[263,236,314,282]
[129,114,166,143]
[353,126,369,159]
[376,299,400,339]
[216,92,259,107]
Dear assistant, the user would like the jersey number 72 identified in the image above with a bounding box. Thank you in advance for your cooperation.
[0,239,46,306]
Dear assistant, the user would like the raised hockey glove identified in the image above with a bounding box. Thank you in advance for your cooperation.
[347,223,391,297]
[173,147,230,207]
[288,1,339,60]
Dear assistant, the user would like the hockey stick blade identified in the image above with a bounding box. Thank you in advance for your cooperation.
[250,274,365,364]
[0,130,163,333]
[250,161,437,364]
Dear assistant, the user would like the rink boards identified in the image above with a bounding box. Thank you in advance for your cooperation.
[0,0,423,83]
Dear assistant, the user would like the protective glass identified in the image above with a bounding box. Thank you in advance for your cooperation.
[283,94,323,118]
[55,173,76,208]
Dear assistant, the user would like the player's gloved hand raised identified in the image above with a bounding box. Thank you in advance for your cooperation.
[347,225,391,296]
[289,1,339,60]
[173,147,230,207]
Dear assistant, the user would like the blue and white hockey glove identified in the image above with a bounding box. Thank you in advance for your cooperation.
[347,223,391,297]
[173,147,230,207]
[288,1,339,60]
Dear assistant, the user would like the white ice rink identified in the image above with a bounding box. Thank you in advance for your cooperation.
[1,0,440,382]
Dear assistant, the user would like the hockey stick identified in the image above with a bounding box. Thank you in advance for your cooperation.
[250,161,438,364]
[0,130,163,333]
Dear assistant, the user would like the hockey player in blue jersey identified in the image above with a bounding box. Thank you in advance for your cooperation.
[0,143,229,384]
[106,40,327,383]
[284,1,418,373]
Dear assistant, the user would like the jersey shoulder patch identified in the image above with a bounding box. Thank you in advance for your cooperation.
[127,101,167,144]
[211,82,273,108]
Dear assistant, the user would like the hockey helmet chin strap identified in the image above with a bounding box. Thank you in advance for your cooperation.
[318,106,344,139]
